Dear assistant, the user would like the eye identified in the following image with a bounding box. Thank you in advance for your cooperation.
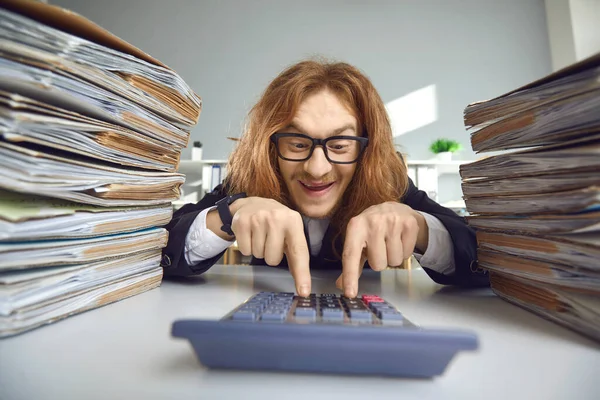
[327,141,351,152]
[289,142,310,150]
[284,139,312,153]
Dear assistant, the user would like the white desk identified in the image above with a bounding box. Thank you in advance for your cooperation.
[1,265,598,400]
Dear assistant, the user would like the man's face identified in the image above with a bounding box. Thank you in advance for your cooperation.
[276,90,359,219]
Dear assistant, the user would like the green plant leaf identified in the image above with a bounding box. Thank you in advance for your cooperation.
[429,138,462,153]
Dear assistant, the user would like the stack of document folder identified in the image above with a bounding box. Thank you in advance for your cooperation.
[0,1,201,337]
[461,52,600,342]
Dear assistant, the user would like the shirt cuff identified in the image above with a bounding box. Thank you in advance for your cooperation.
[413,211,455,275]
[184,206,235,265]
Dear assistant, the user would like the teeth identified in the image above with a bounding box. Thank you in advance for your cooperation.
[304,183,329,188]
[302,182,332,190]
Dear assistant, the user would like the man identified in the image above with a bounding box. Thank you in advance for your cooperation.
[161,60,489,297]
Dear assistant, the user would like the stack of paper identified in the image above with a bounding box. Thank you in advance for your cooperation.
[461,53,600,342]
[489,273,600,342]
[1,251,164,337]
[0,1,201,337]
[0,89,183,172]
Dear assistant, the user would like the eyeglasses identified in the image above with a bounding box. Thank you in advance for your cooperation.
[270,133,369,164]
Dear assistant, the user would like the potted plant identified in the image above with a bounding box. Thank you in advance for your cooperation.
[429,138,462,161]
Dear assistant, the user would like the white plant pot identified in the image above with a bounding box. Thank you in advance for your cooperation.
[434,152,452,162]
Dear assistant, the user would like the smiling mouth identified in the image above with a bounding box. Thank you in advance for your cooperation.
[299,181,335,192]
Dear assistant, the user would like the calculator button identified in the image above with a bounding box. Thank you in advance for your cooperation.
[361,294,380,298]
[295,308,317,317]
[245,303,266,311]
[369,303,393,312]
[365,298,384,302]
[232,310,256,320]
[321,308,344,318]
[247,301,267,306]
[261,312,287,321]
[349,313,372,322]
[362,295,384,305]
[320,299,340,304]
[346,304,367,310]
[239,304,261,310]
[297,297,314,302]
[267,301,289,306]
[247,299,267,304]
[268,302,290,308]
[379,315,404,325]
[349,308,371,317]
[378,310,403,321]
[276,293,294,298]
[266,305,289,312]
[370,302,391,308]
[274,297,292,302]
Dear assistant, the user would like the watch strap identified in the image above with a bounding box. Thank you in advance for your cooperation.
[215,192,247,236]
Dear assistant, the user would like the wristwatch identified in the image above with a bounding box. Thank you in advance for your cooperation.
[215,192,247,236]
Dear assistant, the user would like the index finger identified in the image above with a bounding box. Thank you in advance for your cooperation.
[341,221,366,298]
[284,219,311,297]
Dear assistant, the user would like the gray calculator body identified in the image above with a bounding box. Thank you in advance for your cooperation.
[172,292,478,378]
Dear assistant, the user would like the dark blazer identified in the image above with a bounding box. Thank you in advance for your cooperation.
[160,179,489,287]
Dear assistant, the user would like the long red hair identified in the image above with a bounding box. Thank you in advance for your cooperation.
[226,59,408,252]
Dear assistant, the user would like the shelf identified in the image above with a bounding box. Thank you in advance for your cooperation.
[406,159,477,175]
[184,179,203,187]
[179,159,228,165]
[406,159,476,165]
[178,159,228,174]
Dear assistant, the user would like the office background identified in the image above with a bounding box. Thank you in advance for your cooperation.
[52,0,599,203]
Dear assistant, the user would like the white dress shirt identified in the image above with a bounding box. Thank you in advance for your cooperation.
[184,207,455,275]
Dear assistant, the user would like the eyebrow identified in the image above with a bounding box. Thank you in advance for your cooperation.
[286,122,356,137]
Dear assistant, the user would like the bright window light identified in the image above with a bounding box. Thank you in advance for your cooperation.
[385,84,438,137]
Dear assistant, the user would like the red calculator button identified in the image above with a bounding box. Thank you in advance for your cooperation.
[361,294,383,305]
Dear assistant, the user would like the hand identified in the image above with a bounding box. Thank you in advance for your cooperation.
[208,197,311,296]
[338,202,428,297]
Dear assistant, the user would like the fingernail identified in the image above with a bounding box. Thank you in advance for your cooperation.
[344,285,356,298]
[299,284,310,297]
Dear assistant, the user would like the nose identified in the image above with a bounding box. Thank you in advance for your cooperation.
[303,146,332,179]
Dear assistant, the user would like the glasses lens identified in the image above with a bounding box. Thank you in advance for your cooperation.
[325,138,361,162]
[277,136,313,160]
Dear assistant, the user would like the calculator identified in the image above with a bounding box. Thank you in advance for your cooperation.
[171,292,478,378]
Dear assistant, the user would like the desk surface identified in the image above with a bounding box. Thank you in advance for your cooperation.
[1,264,598,400]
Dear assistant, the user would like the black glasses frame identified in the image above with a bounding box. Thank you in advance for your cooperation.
[270,133,369,164]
